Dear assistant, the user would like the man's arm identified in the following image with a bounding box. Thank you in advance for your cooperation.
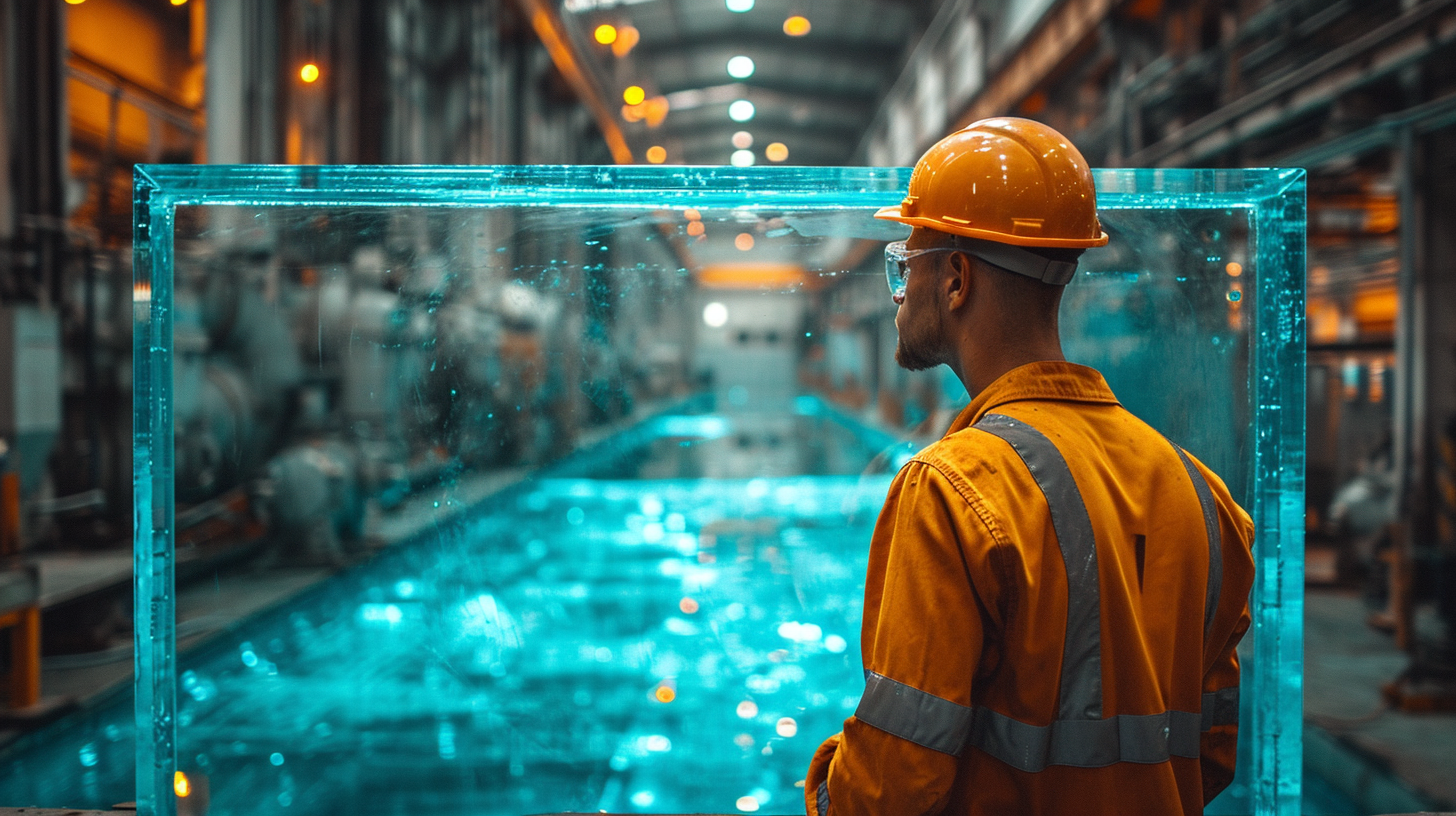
[805,461,1000,816]
[1197,462,1257,804]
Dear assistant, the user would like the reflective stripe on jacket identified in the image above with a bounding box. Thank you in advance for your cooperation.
[805,361,1255,816]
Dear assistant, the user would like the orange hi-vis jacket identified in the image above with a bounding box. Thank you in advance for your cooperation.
[805,361,1255,816]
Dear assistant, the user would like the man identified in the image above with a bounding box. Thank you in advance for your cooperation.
[804,118,1255,816]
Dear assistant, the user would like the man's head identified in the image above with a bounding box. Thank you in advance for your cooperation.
[890,227,1083,371]
[874,118,1107,379]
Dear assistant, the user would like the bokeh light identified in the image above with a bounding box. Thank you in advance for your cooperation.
[1226,261,1243,277]
[735,232,755,251]
[736,795,761,812]
[594,24,618,44]
[174,772,191,798]
[300,63,320,83]
[646,145,667,164]
[736,699,758,718]
[776,717,798,737]
[765,142,789,162]
[731,149,755,167]
[726,0,754,11]
[687,221,706,237]
[679,596,699,613]
[611,25,640,56]
[732,130,753,149]
[654,685,676,703]
[783,15,811,36]
[729,99,755,122]
[727,55,755,79]
[623,85,646,105]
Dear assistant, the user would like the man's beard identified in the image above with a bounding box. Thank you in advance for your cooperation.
[894,304,946,371]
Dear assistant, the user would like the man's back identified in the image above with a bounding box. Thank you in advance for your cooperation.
[807,361,1254,816]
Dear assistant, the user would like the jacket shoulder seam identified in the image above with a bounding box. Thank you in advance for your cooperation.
[909,455,1019,627]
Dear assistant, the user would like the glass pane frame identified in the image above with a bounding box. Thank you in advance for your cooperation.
[133,165,1306,816]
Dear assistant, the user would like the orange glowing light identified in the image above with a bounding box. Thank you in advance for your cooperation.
[623,85,646,105]
[784,15,811,36]
[687,221,706,237]
[594,24,618,44]
[1225,262,1243,277]
[174,772,191,798]
[684,208,702,221]
[765,142,789,162]
[655,685,676,703]
[611,25,640,56]
[171,0,189,5]
[300,63,320,83]
[65,0,86,4]
[679,596,699,613]
[735,233,755,251]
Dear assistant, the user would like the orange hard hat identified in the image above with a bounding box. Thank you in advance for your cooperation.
[875,117,1109,249]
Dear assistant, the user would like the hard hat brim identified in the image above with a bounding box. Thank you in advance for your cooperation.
[874,205,1110,249]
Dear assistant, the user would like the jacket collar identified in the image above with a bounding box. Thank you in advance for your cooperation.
[944,361,1120,437]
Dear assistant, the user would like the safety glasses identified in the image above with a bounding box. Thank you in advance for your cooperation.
[884,240,960,299]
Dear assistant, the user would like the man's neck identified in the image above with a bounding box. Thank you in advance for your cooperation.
[949,332,1066,399]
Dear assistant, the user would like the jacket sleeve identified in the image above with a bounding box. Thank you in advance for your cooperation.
[806,461,998,816]
[1199,485,1256,804]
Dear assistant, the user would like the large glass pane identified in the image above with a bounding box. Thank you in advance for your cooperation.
[0,166,1304,816]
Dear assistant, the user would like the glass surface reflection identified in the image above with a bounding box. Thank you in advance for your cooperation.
[0,166,1304,816]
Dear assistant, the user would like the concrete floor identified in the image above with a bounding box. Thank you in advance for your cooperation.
[1304,587,1456,813]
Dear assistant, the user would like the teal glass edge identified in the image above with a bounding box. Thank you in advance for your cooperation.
[131,164,1306,816]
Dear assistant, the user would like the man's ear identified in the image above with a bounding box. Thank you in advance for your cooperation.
[944,251,974,311]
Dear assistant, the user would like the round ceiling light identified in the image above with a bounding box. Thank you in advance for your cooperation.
[727,55,755,79]
[728,100,755,122]
[783,15,811,36]
[703,302,729,327]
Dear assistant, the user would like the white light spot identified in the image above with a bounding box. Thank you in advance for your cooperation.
[736,795,761,812]
[776,717,798,737]
[729,99,755,122]
[727,55,755,78]
[703,301,729,327]
[726,0,753,10]
[824,634,848,653]
[731,149,755,167]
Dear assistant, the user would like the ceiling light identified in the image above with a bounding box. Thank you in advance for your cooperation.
[594,24,618,44]
[726,0,754,11]
[703,302,729,327]
[732,131,753,149]
[731,149,755,167]
[726,56,755,79]
[765,142,788,162]
[728,100,755,122]
[646,145,667,164]
[623,85,646,105]
[783,15,811,36]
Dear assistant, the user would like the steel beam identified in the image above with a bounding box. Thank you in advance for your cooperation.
[1130,0,1456,166]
